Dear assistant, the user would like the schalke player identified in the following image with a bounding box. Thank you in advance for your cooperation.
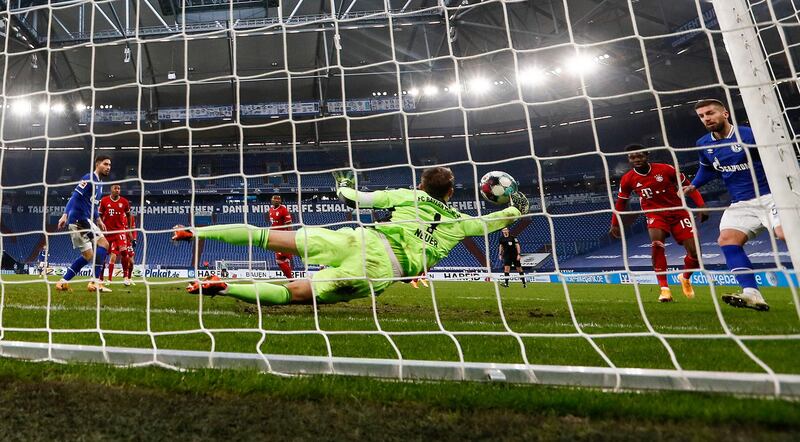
[36,246,49,277]
[55,155,112,293]
[685,99,784,311]
[173,167,529,305]
[610,144,708,302]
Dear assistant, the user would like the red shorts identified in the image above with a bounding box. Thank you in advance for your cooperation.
[105,233,130,256]
[646,209,695,243]
[275,252,293,264]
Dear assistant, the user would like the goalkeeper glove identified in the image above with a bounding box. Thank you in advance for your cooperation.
[332,170,356,189]
[509,192,530,215]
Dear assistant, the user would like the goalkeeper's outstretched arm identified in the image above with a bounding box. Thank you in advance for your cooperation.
[334,170,422,209]
[460,192,529,237]
[337,187,418,209]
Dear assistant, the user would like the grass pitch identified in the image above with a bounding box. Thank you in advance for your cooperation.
[0,275,798,374]
[1,275,799,440]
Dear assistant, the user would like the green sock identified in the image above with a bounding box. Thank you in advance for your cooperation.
[224,283,292,305]
[195,224,269,248]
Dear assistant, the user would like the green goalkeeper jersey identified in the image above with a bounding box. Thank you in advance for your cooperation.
[338,187,521,277]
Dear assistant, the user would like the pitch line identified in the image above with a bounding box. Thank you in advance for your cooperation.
[0,303,715,332]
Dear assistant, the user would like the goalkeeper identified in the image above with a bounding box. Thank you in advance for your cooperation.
[173,166,528,305]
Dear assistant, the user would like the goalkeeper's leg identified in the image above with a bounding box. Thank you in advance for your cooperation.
[185,227,396,305]
[191,273,381,305]
[226,281,298,305]
[188,276,307,305]
[173,224,298,255]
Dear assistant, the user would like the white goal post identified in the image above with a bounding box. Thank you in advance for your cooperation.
[0,0,799,397]
[712,0,800,272]
[215,260,268,273]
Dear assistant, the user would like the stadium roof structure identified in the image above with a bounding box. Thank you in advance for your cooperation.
[0,0,794,153]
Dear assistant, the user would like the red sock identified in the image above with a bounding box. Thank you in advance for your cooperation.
[683,255,699,279]
[652,242,668,288]
[126,258,133,278]
[107,262,114,281]
[278,260,293,279]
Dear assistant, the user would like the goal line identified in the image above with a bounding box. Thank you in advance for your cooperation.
[2,340,799,396]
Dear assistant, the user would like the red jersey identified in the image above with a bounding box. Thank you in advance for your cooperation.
[617,163,689,212]
[99,196,131,232]
[129,213,138,240]
[269,204,292,230]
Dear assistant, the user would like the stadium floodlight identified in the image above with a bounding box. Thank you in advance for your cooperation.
[423,85,438,96]
[408,87,420,96]
[38,102,49,114]
[518,67,547,86]
[565,54,599,75]
[11,100,31,116]
[74,103,85,112]
[51,103,65,113]
[468,77,492,94]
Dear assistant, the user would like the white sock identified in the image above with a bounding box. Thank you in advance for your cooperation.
[743,287,764,300]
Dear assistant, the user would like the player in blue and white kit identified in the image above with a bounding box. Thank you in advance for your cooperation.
[54,155,113,293]
[683,99,784,311]
[36,246,48,277]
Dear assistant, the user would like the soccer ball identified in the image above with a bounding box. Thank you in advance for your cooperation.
[479,171,518,205]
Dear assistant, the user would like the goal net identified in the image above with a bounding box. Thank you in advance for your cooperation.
[215,260,267,272]
[0,0,799,396]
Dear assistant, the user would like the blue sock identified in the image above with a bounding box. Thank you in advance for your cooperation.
[721,245,758,290]
[64,256,89,281]
[94,246,108,279]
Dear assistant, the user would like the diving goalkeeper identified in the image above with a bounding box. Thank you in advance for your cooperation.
[173,166,529,305]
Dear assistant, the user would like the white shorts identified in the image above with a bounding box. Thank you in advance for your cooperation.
[68,220,103,252]
[719,194,781,239]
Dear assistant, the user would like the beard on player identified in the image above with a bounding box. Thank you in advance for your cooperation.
[705,119,726,133]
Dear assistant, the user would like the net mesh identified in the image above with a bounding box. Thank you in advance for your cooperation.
[0,0,798,395]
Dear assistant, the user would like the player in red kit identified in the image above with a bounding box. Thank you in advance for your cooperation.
[269,195,294,279]
[123,213,138,285]
[609,145,709,302]
[99,184,134,286]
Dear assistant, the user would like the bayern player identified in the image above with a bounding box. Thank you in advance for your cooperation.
[610,144,709,303]
[99,184,134,286]
[684,99,785,311]
[55,155,112,293]
[269,195,294,279]
[124,214,138,283]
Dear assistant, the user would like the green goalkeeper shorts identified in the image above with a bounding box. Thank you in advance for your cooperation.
[294,227,401,303]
